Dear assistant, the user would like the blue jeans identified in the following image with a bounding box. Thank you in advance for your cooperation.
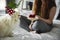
[20,16,53,33]
[32,20,53,33]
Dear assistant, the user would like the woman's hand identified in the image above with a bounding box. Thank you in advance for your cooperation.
[34,15,40,20]
[28,15,41,21]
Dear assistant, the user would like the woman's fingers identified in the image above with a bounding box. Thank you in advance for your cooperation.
[34,15,39,20]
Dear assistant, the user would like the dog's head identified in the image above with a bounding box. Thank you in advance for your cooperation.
[10,8,20,23]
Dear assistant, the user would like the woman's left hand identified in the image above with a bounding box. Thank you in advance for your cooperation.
[34,15,40,20]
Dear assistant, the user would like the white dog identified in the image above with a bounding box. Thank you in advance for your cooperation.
[0,9,20,37]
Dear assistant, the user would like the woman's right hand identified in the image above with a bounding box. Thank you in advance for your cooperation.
[33,15,40,21]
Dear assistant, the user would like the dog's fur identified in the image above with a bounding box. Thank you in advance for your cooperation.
[0,12,20,37]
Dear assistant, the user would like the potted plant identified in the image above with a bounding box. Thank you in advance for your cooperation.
[6,0,22,14]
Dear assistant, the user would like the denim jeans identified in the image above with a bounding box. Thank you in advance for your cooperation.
[20,16,53,33]
[32,20,53,33]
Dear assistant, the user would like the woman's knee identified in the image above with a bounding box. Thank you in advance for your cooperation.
[31,20,41,31]
[31,20,52,33]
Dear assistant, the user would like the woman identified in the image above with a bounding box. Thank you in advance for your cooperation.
[29,0,56,33]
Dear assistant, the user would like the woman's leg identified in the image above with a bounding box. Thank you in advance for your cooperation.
[20,16,31,31]
[32,20,53,33]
